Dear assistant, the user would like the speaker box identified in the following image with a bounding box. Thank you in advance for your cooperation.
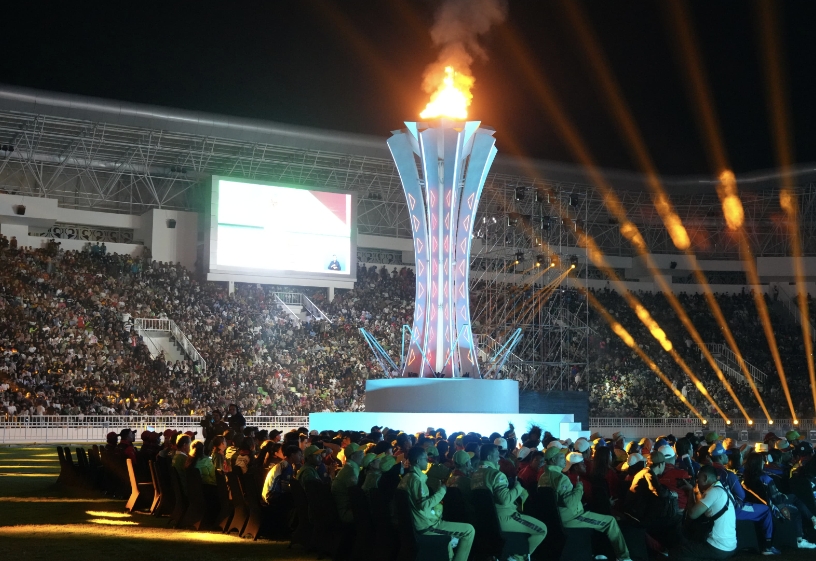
[14,205,25,216]
[167,219,176,229]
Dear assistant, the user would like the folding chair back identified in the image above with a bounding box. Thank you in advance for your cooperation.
[393,489,450,561]
[289,478,312,547]
[225,470,249,536]
[349,486,374,561]
[470,488,528,561]
[214,470,233,532]
[180,466,206,530]
[168,467,188,527]
[239,471,263,540]
[148,460,163,516]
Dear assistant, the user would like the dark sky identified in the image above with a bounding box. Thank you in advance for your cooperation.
[3,0,815,177]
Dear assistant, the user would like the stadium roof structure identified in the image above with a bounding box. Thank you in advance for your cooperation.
[1,83,816,258]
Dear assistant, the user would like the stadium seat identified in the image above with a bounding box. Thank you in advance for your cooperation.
[180,466,207,530]
[288,478,312,549]
[154,456,176,517]
[441,486,471,524]
[125,458,154,513]
[529,486,594,561]
[148,460,163,515]
[238,471,263,540]
[772,517,799,549]
[214,470,233,532]
[736,519,759,552]
[470,488,530,561]
[225,471,249,536]
[393,489,450,561]
[304,479,354,560]
[367,488,400,561]
[168,468,188,528]
[349,486,375,561]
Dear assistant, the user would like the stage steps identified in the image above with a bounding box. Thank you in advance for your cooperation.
[707,343,767,387]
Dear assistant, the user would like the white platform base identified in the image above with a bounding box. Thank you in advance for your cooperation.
[309,411,588,441]
[365,378,519,414]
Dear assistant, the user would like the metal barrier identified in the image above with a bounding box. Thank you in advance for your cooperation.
[706,343,767,384]
[589,417,813,440]
[272,292,332,324]
[133,317,207,372]
[0,415,309,443]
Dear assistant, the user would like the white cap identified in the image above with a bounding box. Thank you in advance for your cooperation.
[493,437,508,451]
[564,451,584,472]
[627,453,645,467]
[546,440,565,450]
[574,439,591,453]
[517,447,531,460]
[658,445,676,459]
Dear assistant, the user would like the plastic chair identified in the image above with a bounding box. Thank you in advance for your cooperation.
[225,470,249,536]
[214,470,233,532]
[154,456,176,516]
[289,478,313,549]
[533,486,594,561]
[168,467,188,528]
[349,486,375,561]
[393,489,450,561]
[304,479,354,560]
[148,460,163,515]
[470,488,530,561]
[180,466,206,530]
[125,458,154,513]
[441,486,472,524]
[239,471,263,540]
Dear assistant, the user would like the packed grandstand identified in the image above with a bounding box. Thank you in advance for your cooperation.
[1,235,813,422]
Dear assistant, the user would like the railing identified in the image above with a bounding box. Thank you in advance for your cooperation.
[775,282,816,342]
[301,294,332,323]
[133,318,207,372]
[273,294,302,326]
[707,343,767,384]
[589,417,814,439]
[0,415,309,443]
[477,333,541,387]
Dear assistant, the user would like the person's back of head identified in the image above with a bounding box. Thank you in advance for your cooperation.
[407,445,426,466]
[480,443,498,462]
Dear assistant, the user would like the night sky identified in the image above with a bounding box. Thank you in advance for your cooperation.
[3,0,816,177]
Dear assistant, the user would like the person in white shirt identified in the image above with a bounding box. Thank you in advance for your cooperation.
[670,465,736,560]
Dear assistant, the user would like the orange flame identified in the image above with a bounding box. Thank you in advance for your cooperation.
[420,66,473,120]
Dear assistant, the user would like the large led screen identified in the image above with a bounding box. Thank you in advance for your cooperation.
[210,177,354,279]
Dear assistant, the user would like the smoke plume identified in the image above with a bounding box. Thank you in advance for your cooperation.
[423,0,508,95]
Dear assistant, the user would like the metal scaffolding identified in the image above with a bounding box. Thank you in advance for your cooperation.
[4,88,816,389]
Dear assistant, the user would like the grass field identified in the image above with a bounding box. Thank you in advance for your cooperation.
[0,445,309,561]
[0,445,812,560]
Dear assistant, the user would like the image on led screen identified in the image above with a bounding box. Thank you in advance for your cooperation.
[214,179,352,275]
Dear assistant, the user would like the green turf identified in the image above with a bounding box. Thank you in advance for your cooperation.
[0,445,813,560]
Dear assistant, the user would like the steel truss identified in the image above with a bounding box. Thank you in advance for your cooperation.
[5,106,816,389]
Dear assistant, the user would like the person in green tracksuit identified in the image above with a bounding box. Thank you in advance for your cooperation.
[297,445,327,486]
[538,447,632,561]
[472,443,548,560]
[398,446,475,561]
[332,442,363,523]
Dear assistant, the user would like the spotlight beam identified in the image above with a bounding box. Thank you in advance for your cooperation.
[755,0,816,417]
[584,289,705,421]
[497,22,732,421]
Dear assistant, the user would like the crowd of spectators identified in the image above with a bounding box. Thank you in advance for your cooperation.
[97,421,816,559]
[586,288,816,419]
[1,232,815,421]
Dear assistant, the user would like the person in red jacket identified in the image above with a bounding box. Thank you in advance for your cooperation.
[115,428,137,463]
[656,445,692,510]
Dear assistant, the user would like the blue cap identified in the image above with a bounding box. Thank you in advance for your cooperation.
[655,439,669,450]
[708,442,727,457]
